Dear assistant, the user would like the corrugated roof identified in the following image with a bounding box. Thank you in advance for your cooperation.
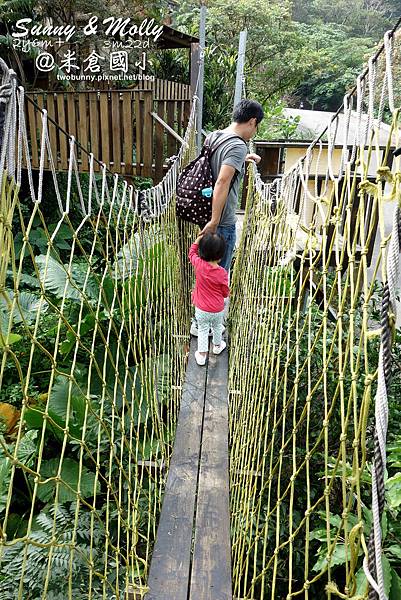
[283,108,395,147]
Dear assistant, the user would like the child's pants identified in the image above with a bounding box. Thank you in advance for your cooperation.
[195,307,225,353]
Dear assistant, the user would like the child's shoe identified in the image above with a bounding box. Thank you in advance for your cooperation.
[212,340,227,355]
[195,351,207,365]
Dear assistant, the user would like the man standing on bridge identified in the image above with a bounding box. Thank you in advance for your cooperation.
[200,98,264,270]
[190,98,264,336]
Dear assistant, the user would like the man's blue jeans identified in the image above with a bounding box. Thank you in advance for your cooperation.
[217,223,236,272]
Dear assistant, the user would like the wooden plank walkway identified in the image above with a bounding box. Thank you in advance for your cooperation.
[145,337,232,600]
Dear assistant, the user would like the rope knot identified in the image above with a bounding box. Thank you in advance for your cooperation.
[365,374,375,385]
[359,179,377,195]
[377,166,393,183]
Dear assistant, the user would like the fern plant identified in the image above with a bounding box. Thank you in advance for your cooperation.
[0,503,107,599]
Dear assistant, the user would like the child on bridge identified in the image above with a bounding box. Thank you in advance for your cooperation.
[188,232,229,366]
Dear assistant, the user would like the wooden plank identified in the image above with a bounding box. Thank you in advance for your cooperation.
[89,91,99,171]
[26,96,39,168]
[36,94,48,170]
[183,101,190,129]
[150,112,184,145]
[67,93,77,143]
[146,337,207,600]
[111,91,121,171]
[78,92,88,170]
[154,101,164,182]
[135,93,142,176]
[167,101,176,158]
[189,345,232,600]
[56,92,68,170]
[143,91,153,178]
[176,101,182,140]
[46,93,58,168]
[99,92,110,168]
[123,91,133,175]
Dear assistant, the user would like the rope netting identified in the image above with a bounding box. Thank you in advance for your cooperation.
[229,27,401,600]
[0,58,198,599]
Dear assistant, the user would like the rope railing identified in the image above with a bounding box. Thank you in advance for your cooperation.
[0,58,198,599]
[1,20,401,600]
[228,24,401,600]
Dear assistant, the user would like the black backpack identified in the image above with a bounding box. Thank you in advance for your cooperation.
[175,132,247,227]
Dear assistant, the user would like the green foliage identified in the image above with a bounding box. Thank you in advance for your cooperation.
[174,0,312,128]
[0,430,38,513]
[290,0,395,110]
[254,100,301,141]
[202,45,237,130]
[0,290,48,325]
[0,308,21,347]
[36,458,99,503]
[35,254,107,304]
[24,374,89,442]
[0,503,104,599]
[293,23,375,111]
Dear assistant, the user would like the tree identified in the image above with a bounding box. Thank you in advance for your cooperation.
[290,0,396,110]
[172,0,314,129]
[291,23,374,110]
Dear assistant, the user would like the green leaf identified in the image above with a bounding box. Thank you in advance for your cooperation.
[355,566,368,596]
[382,512,388,541]
[390,568,401,600]
[59,313,97,356]
[0,310,22,347]
[0,290,47,324]
[386,472,401,508]
[309,527,328,542]
[312,544,349,572]
[35,255,102,303]
[386,545,401,561]
[382,554,392,597]
[0,454,11,513]
[0,332,22,347]
[24,375,88,441]
[138,437,162,462]
[37,458,99,503]
[16,430,38,467]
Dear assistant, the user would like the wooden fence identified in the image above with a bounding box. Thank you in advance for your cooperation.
[133,78,192,100]
[24,84,192,182]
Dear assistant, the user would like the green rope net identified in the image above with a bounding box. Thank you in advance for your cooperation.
[0,80,197,598]
[228,29,401,600]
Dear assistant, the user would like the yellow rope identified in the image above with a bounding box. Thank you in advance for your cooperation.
[0,104,198,598]
[228,87,401,598]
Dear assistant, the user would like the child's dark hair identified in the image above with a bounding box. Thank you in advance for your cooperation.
[198,233,226,262]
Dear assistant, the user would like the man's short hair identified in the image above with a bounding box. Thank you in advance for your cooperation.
[232,99,264,125]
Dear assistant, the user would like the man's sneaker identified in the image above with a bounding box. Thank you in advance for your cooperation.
[195,351,207,366]
[212,339,227,355]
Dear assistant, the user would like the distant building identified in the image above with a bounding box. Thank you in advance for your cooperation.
[254,108,395,186]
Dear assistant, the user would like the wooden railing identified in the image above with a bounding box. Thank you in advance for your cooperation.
[24,86,192,182]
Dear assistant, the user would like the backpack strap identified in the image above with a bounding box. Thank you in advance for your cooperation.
[204,131,247,157]
[205,132,248,188]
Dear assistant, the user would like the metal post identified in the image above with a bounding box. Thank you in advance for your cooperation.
[196,1,207,153]
[233,30,247,109]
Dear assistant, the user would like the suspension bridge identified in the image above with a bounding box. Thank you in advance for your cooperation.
[0,19,401,600]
